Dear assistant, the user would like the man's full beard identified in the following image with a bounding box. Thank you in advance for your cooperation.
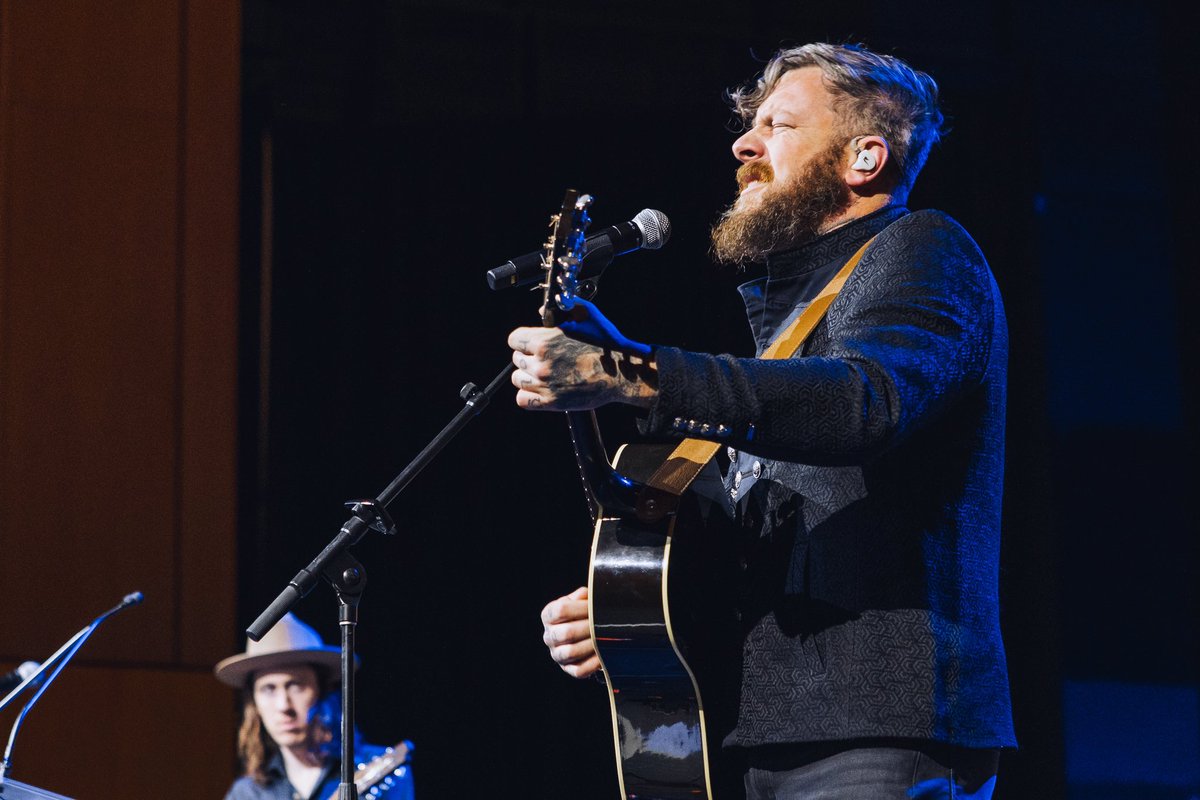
[710,139,852,267]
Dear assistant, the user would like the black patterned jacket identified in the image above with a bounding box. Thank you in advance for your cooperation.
[643,207,1017,749]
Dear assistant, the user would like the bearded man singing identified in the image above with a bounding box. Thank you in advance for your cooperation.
[510,42,1016,799]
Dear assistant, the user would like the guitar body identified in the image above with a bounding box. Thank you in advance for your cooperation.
[589,443,739,800]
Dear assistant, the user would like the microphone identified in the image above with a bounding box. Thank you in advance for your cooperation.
[0,663,39,695]
[486,208,671,290]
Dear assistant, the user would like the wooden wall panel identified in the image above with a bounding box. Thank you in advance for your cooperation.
[0,662,237,798]
[0,0,241,794]
[178,0,241,667]
[3,2,180,113]
[1,101,181,663]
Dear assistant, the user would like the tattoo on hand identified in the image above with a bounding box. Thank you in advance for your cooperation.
[543,336,657,408]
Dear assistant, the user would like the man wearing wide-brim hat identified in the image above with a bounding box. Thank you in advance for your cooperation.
[214,613,413,800]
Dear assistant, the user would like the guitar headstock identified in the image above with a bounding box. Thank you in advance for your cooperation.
[540,189,593,328]
[333,740,411,800]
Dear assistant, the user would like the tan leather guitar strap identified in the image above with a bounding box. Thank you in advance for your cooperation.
[635,234,878,521]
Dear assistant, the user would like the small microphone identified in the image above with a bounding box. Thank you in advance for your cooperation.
[486,208,671,291]
[0,662,40,695]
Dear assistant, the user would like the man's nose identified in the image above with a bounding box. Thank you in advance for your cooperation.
[732,129,764,163]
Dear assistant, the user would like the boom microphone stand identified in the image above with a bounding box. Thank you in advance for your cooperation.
[247,364,514,800]
[0,592,144,789]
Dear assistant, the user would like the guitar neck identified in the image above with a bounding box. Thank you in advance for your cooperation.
[564,410,640,519]
[538,188,641,519]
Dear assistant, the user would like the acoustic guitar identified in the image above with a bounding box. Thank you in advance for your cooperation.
[538,191,738,800]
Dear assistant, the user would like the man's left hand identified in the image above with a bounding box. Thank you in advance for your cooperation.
[508,326,658,411]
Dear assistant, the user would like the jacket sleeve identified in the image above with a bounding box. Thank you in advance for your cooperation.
[640,211,1000,465]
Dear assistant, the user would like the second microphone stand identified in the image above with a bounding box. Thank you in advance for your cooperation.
[247,362,514,800]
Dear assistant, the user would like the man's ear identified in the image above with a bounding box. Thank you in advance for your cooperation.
[844,135,890,188]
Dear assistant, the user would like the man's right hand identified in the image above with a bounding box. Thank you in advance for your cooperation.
[540,586,601,679]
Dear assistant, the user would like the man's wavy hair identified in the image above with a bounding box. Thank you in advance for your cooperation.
[237,670,335,786]
[729,43,945,197]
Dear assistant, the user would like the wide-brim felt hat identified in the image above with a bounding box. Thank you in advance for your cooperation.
[213,612,356,688]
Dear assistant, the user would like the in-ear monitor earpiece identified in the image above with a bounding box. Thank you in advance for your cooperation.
[852,150,877,172]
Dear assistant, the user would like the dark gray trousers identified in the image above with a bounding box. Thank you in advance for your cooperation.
[740,740,1000,800]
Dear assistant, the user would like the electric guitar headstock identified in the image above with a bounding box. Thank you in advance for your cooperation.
[323,740,412,800]
[540,189,593,328]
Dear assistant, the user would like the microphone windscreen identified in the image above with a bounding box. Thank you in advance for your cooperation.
[633,209,671,250]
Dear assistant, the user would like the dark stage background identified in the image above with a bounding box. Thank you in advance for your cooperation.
[233,3,1197,799]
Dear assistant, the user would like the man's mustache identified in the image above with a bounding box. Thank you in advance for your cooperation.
[737,161,775,190]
